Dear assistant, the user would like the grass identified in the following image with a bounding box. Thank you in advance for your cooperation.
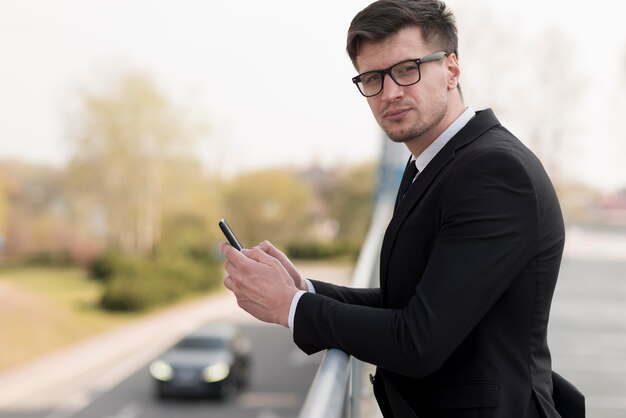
[0,259,353,374]
[0,267,142,373]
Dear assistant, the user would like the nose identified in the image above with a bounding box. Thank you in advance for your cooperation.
[380,73,404,101]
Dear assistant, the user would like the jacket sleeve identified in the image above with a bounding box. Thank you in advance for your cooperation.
[309,279,382,307]
[294,150,540,378]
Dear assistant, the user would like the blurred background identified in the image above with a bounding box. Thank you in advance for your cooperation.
[0,0,625,417]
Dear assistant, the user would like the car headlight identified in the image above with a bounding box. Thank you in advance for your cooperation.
[149,360,173,381]
[202,362,230,383]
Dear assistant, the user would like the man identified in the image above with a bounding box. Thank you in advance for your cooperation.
[221,0,584,416]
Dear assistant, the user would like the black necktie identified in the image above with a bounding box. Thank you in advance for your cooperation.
[395,160,418,209]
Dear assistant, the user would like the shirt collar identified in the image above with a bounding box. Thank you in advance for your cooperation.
[413,106,476,173]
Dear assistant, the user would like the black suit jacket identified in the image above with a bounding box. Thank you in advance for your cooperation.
[293,109,584,417]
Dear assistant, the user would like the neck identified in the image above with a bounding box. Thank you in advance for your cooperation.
[406,98,465,157]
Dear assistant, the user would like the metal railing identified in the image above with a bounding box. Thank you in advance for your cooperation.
[298,198,394,418]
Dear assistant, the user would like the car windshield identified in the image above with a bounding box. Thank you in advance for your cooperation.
[174,336,227,350]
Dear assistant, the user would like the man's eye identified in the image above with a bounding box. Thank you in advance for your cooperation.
[395,63,418,75]
[362,73,381,86]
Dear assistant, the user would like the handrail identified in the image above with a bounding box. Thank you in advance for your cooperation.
[298,349,351,418]
[298,198,393,418]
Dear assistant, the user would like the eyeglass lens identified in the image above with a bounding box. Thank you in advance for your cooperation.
[357,60,421,97]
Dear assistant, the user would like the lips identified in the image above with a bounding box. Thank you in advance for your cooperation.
[383,108,411,121]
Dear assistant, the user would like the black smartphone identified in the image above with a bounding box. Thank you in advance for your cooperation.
[218,218,243,251]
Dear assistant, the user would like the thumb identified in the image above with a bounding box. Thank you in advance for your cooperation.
[257,240,278,255]
[242,247,278,267]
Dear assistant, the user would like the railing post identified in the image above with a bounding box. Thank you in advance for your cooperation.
[350,359,362,418]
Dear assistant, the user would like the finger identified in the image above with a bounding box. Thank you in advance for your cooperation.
[243,246,280,267]
[256,242,290,268]
[220,241,246,257]
[219,241,235,255]
[223,275,234,291]
[262,241,293,267]
[222,242,254,269]
[257,240,282,258]
[222,258,237,275]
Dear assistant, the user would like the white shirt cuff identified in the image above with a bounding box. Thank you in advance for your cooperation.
[288,290,306,330]
[305,279,316,293]
[287,280,317,331]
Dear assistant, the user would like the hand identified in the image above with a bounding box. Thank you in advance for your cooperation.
[220,242,299,327]
[256,241,308,291]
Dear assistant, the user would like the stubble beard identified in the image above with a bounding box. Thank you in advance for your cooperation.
[382,94,448,146]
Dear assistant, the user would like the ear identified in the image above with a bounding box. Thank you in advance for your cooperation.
[446,53,461,91]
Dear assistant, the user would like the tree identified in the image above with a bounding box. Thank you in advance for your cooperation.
[522,29,586,186]
[615,49,626,188]
[65,71,208,254]
[0,161,81,261]
[458,6,586,190]
[221,169,313,247]
[0,175,7,255]
[328,163,375,245]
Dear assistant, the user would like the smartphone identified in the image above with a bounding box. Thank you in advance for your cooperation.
[218,218,243,251]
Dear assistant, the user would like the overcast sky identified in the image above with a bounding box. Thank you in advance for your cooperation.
[1,0,624,191]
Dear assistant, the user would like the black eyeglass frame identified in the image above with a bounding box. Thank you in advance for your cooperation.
[351,51,449,97]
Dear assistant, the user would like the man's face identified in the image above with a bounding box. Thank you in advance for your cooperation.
[355,26,457,152]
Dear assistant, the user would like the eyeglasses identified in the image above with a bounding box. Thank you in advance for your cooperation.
[351,51,448,97]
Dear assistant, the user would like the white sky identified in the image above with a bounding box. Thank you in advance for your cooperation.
[0,0,625,191]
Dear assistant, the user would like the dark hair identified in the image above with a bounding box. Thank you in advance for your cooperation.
[347,0,458,66]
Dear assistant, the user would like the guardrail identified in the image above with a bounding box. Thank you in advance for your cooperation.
[298,198,394,418]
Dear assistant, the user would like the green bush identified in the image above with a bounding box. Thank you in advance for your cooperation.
[88,251,127,281]
[100,275,156,311]
[286,240,360,261]
[0,252,74,270]
[98,254,222,312]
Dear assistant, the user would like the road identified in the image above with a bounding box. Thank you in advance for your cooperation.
[69,325,321,418]
[0,263,353,418]
[1,323,323,418]
[549,256,626,418]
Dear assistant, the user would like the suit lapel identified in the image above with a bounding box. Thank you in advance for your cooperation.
[379,109,501,292]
